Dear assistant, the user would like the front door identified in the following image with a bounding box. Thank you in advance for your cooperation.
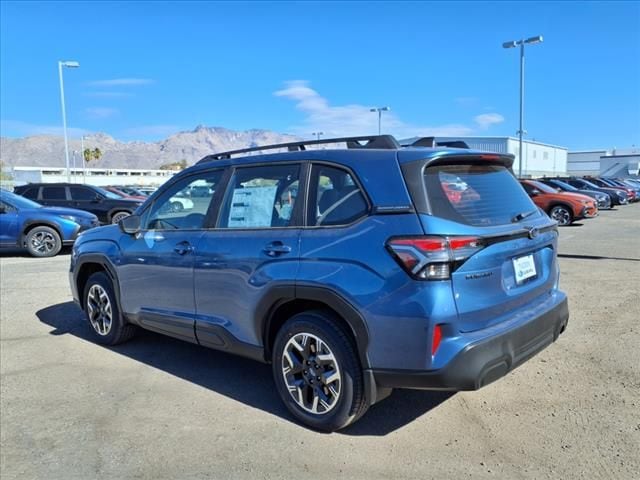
[194,163,303,349]
[0,201,19,246]
[118,169,224,343]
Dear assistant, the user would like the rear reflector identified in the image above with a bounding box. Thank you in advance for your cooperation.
[432,324,443,356]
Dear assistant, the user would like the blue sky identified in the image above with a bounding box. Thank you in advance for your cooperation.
[1,1,639,150]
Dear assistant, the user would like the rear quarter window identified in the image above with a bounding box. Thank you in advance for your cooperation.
[424,164,537,226]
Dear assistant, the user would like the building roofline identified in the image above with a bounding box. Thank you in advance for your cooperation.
[431,136,568,150]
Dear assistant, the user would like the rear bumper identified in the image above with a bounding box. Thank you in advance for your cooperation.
[370,296,569,391]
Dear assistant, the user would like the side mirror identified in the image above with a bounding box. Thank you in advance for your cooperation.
[119,214,141,234]
[531,189,541,196]
[92,194,103,203]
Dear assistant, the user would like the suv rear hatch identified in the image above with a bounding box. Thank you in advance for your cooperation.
[398,154,559,333]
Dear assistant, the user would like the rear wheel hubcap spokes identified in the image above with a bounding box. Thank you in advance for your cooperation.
[87,285,112,335]
[282,332,341,414]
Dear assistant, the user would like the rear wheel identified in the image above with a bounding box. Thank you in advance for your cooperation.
[25,226,62,257]
[272,311,367,431]
[83,272,136,345]
[549,205,573,226]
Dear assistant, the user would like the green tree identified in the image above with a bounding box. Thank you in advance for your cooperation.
[92,147,102,163]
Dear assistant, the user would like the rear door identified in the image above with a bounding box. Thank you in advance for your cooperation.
[194,163,303,348]
[419,162,558,332]
[0,200,19,246]
[39,185,72,208]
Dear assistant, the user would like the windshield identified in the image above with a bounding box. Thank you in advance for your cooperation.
[94,187,126,200]
[424,164,538,226]
[528,180,558,193]
[550,179,578,192]
[1,190,42,209]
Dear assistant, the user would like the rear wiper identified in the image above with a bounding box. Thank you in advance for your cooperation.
[511,209,537,223]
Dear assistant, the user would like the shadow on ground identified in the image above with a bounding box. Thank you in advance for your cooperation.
[558,253,640,262]
[37,301,453,436]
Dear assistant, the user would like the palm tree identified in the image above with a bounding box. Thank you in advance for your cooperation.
[92,147,102,164]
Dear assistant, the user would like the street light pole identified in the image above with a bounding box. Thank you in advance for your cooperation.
[369,106,391,135]
[312,131,324,141]
[58,60,80,183]
[502,36,542,178]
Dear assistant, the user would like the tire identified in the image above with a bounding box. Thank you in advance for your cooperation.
[171,201,184,212]
[272,310,368,432]
[548,205,573,226]
[25,225,62,257]
[110,211,130,224]
[83,272,137,345]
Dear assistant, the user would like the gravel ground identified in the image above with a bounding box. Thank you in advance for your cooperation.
[1,204,639,479]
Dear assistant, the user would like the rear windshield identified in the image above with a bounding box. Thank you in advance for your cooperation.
[424,164,537,226]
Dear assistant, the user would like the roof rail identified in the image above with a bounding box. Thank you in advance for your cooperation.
[198,135,400,164]
[402,137,470,149]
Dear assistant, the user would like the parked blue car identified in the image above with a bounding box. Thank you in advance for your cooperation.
[69,135,569,431]
[0,190,99,257]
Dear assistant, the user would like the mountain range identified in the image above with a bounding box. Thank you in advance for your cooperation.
[0,126,301,170]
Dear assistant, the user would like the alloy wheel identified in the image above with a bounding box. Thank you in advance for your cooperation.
[550,207,571,226]
[281,332,341,415]
[111,212,130,224]
[87,284,113,336]
[29,231,57,255]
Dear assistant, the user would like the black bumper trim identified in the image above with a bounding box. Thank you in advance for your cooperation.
[370,296,569,391]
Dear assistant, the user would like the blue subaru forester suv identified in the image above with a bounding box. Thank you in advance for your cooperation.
[69,135,569,431]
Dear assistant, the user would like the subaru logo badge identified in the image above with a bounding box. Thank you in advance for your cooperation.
[528,227,539,239]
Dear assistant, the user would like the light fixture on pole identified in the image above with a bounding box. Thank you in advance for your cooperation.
[369,106,390,135]
[502,36,543,178]
[58,60,80,183]
[312,131,324,141]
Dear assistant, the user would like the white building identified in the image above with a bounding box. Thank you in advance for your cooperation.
[11,166,177,187]
[402,136,569,177]
[567,148,640,177]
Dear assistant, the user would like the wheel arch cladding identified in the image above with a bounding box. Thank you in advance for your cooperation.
[76,256,120,309]
[22,221,63,245]
[261,286,371,369]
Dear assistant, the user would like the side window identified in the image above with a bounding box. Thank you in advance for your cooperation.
[219,164,300,228]
[20,187,39,200]
[309,165,368,226]
[41,186,67,200]
[70,186,96,201]
[144,170,223,230]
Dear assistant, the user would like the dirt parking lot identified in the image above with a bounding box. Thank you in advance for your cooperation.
[1,205,639,480]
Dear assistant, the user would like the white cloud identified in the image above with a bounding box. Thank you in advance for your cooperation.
[274,81,499,139]
[87,78,154,87]
[83,91,133,98]
[85,107,119,119]
[0,120,88,138]
[474,113,505,130]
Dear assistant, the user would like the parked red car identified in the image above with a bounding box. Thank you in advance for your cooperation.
[104,186,147,201]
[520,180,598,226]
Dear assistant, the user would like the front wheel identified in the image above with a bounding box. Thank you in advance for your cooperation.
[110,211,130,224]
[272,311,368,431]
[549,205,573,226]
[83,272,137,345]
[25,226,62,257]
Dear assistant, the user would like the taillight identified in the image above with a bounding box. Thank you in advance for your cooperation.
[386,235,484,280]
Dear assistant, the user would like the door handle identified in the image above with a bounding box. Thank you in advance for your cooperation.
[263,241,292,257]
[174,241,194,255]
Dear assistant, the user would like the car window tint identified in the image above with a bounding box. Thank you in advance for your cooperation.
[144,170,223,230]
[424,164,537,226]
[310,165,368,226]
[21,187,39,200]
[219,164,300,228]
[70,187,96,201]
[41,186,67,200]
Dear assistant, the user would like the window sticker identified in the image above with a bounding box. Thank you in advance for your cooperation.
[228,185,278,228]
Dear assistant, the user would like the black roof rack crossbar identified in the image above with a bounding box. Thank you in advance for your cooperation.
[197,135,400,163]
